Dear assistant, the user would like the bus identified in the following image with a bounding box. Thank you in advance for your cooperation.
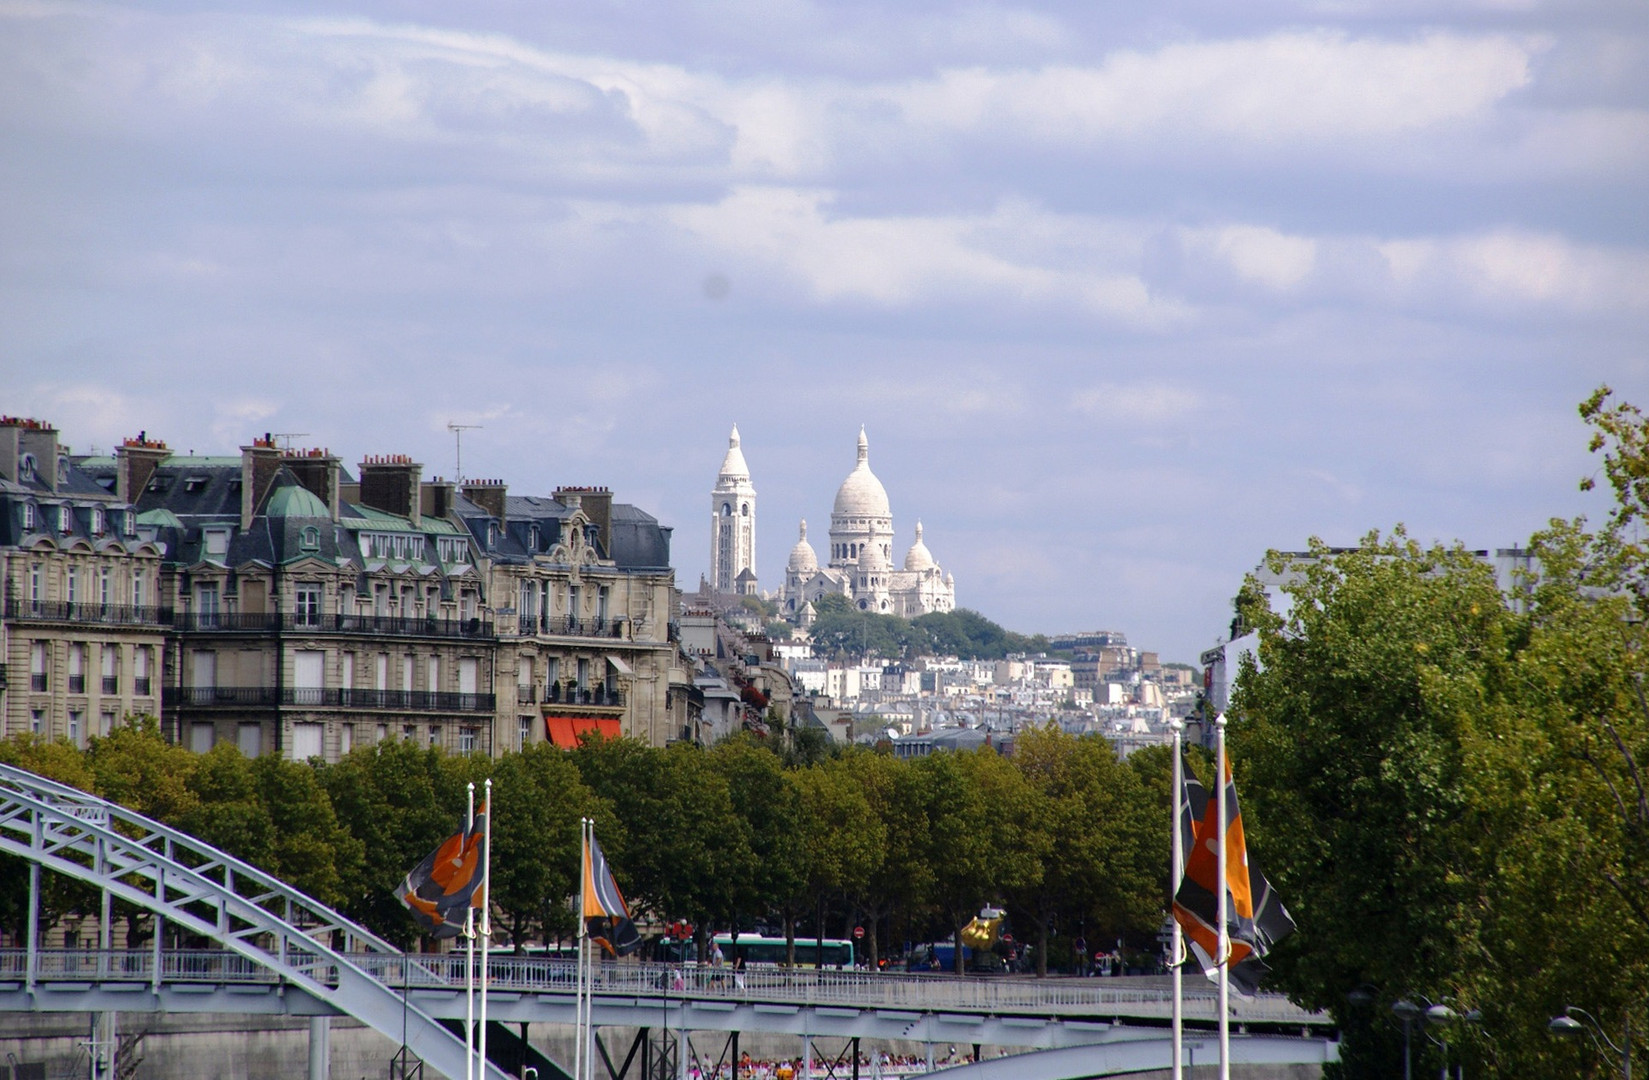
[714,935,855,969]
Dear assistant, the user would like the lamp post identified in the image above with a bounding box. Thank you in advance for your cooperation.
[1392,1000,1423,1080]
[1549,1006,1632,1080]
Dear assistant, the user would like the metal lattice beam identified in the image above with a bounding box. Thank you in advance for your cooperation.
[0,763,504,1080]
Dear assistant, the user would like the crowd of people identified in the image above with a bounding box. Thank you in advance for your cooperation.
[673,1048,983,1079]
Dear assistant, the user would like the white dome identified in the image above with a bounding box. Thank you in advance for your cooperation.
[788,519,818,573]
[903,520,935,572]
[858,542,889,572]
[832,426,891,520]
[718,424,750,480]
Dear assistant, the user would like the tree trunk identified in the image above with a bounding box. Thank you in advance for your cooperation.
[866,913,880,971]
[784,910,796,968]
[815,894,826,970]
[953,922,965,976]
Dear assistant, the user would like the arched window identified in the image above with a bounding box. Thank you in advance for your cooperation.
[740,503,749,517]
[722,503,732,516]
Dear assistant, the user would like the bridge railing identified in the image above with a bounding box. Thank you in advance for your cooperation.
[2,949,1322,1026]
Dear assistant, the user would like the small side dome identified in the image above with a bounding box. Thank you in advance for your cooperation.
[904,521,935,572]
[265,483,329,518]
[788,519,818,573]
[859,541,889,572]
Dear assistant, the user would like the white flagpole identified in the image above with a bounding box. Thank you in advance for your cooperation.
[479,778,492,1079]
[1215,713,1230,1080]
[575,818,588,1080]
[465,782,476,1080]
[1169,717,1185,1080]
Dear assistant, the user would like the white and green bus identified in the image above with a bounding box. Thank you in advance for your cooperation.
[715,934,855,968]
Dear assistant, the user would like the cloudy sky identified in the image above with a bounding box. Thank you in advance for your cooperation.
[3,0,1647,662]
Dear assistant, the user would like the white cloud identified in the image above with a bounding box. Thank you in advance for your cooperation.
[1071,383,1202,424]
[1183,225,1319,291]
[894,30,1540,144]
[1380,229,1649,312]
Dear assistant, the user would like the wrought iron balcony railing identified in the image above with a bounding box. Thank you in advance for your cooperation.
[3,598,170,626]
[163,686,496,712]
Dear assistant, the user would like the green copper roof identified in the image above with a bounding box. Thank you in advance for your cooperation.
[266,484,330,518]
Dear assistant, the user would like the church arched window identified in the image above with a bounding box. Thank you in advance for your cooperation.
[722,503,731,516]
[741,503,749,516]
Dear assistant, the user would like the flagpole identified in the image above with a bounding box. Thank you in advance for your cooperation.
[1215,713,1230,1080]
[479,778,492,1079]
[1169,717,1185,1080]
[575,818,588,1080]
[466,782,476,1080]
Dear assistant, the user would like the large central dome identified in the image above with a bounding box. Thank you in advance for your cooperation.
[832,426,891,520]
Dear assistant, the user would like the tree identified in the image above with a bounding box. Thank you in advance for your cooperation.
[839,748,929,970]
[709,737,805,953]
[791,755,885,964]
[488,744,602,949]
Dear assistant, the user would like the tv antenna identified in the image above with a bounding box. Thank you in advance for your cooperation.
[447,422,482,482]
[271,433,310,451]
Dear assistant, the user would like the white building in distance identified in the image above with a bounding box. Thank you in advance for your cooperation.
[709,425,757,594]
[780,427,956,619]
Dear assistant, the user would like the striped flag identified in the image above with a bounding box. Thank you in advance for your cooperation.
[399,798,488,940]
[1173,758,1293,996]
[582,830,640,957]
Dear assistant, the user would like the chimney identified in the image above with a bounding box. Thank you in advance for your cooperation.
[0,418,62,492]
[240,434,282,530]
[360,454,423,525]
[422,476,457,520]
[0,418,30,485]
[461,478,507,522]
[556,486,612,556]
[116,431,170,505]
[283,447,342,522]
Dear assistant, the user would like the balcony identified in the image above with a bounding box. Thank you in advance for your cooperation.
[516,684,538,704]
[68,675,85,694]
[171,611,495,640]
[133,677,152,697]
[30,673,47,692]
[543,683,625,710]
[3,598,170,627]
[511,614,624,639]
[163,686,496,712]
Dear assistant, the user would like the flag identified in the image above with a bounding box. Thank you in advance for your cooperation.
[1172,756,1294,996]
[582,830,640,957]
[399,799,488,940]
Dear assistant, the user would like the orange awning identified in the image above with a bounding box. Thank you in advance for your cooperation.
[545,715,622,749]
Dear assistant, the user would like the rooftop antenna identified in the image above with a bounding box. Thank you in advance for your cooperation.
[447,422,482,483]
[271,433,309,451]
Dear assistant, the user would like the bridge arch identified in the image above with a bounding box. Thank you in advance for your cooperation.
[0,762,504,1080]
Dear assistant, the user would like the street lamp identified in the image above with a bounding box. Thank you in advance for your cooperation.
[1549,1006,1632,1080]
[1392,1000,1423,1080]
[1424,1001,1481,1080]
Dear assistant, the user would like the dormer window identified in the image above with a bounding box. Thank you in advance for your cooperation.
[184,476,208,493]
[57,506,71,533]
[487,524,497,548]
[89,507,103,535]
[203,528,230,556]
[21,503,34,531]
[300,526,321,551]
[19,453,35,482]
[529,525,540,551]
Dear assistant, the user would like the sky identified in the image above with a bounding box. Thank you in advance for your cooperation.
[2,0,1647,664]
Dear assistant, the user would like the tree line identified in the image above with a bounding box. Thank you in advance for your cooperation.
[806,596,1052,662]
[0,720,1169,976]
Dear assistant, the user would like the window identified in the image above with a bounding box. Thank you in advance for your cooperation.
[237,723,262,758]
[28,564,41,608]
[741,503,749,517]
[68,710,83,748]
[204,529,229,557]
[300,526,320,551]
[722,503,731,516]
[100,711,115,738]
[101,645,118,694]
[576,657,589,690]
[340,724,354,755]
[190,723,215,754]
[30,709,44,734]
[294,583,322,627]
[402,724,416,741]
[341,652,355,693]
[597,586,609,626]
[57,505,71,533]
[99,567,111,610]
[90,507,103,535]
[293,651,324,706]
[376,653,388,690]
[66,566,79,606]
[426,656,439,693]
[21,503,34,531]
[402,655,415,693]
[68,643,86,694]
[291,723,324,761]
[458,728,477,753]
[375,724,387,743]
[428,725,440,748]
[458,657,478,696]
[20,453,35,482]
[133,648,151,697]
[132,574,145,610]
[518,716,532,750]
[196,582,220,627]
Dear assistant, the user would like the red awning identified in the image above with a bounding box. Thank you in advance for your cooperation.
[545,715,622,749]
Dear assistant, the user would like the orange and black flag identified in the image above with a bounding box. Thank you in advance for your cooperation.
[1172,757,1294,997]
[399,799,488,940]
[582,830,640,957]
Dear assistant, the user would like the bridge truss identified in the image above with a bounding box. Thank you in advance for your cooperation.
[0,762,505,1080]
